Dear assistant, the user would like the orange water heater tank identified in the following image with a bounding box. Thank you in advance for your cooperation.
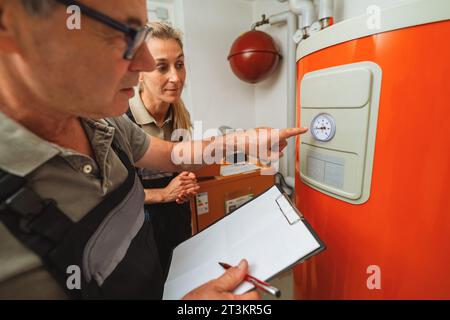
[294,0,450,299]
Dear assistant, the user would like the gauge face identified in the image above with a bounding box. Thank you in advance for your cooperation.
[311,113,336,142]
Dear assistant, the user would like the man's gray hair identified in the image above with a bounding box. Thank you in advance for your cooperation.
[21,0,56,16]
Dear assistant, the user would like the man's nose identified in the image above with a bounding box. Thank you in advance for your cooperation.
[129,43,155,72]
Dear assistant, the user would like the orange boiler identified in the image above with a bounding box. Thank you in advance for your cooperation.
[294,0,450,299]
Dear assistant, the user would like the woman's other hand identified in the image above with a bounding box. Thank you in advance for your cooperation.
[164,171,199,203]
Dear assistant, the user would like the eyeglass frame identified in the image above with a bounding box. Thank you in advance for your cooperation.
[55,0,151,60]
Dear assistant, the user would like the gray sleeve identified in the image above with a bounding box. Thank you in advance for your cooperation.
[107,115,150,163]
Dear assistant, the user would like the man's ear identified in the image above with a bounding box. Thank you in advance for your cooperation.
[0,0,21,53]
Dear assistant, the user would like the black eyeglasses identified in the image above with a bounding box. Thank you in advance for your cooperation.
[55,0,151,60]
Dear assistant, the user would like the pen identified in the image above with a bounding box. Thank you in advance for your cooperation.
[218,262,281,298]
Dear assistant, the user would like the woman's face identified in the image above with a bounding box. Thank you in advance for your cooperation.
[140,38,186,105]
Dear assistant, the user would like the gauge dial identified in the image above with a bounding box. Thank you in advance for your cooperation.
[311,113,336,142]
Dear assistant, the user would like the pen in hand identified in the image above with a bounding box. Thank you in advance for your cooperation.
[218,262,281,298]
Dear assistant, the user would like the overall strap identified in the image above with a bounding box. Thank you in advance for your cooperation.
[0,169,26,201]
[0,142,137,298]
[0,169,73,255]
[126,108,138,126]
[0,168,76,296]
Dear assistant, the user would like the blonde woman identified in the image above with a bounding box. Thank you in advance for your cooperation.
[127,22,198,275]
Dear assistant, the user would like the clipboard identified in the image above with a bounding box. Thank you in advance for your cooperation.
[162,185,326,300]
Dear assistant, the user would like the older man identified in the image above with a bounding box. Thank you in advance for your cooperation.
[0,0,306,299]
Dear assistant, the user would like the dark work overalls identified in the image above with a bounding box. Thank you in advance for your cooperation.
[141,176,192,275]
[0,143,164,299]
[126,110,192,276]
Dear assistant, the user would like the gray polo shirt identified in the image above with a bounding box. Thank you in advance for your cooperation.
[128,86,174,141]
[0,111,150,299]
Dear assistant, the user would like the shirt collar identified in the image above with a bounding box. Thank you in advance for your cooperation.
[0,111,61,177]
[128,85,173,126]
[0,111,115,177]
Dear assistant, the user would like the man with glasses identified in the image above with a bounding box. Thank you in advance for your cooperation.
[0,0,306,299]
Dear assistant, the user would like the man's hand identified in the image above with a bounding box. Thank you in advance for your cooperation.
[268,127,308,160]
[136,127,308,173]
[182,259,260,300]
[222,127,309,163]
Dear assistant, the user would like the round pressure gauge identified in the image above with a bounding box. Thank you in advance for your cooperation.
[310,113,336,142]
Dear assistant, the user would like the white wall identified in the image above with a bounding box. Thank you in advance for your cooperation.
[252,0,292,175]
[146,0,175,24]
[180,0,256,137]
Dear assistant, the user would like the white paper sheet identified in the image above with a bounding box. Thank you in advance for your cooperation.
[163,186,323,300]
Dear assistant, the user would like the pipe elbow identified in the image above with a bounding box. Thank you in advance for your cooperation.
[288,0,315,28]
[318,0,333,21]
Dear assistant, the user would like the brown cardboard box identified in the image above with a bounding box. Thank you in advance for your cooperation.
[190,169,275,234]
[192,164,221,178]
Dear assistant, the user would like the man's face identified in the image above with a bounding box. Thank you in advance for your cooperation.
[11,0,155,119]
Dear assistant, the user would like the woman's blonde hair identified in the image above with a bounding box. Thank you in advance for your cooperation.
[147,22,192,132]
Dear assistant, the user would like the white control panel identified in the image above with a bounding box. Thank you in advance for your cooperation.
[299,62,382,204]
